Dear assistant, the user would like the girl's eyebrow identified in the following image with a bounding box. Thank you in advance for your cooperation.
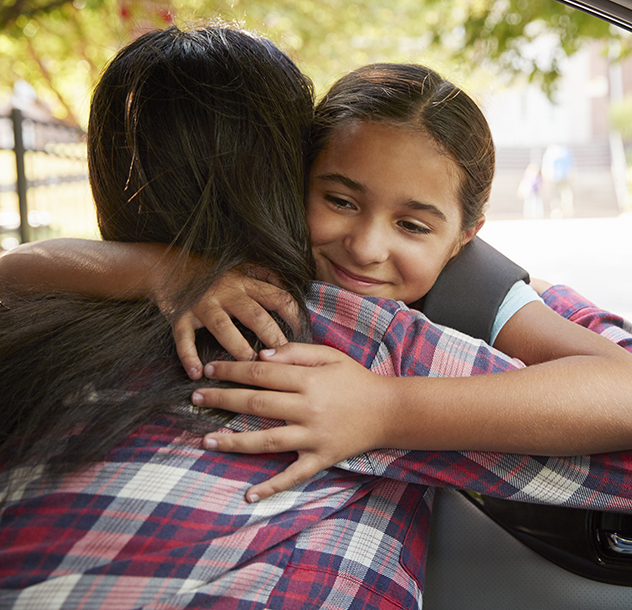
[405,200,448,222]
[315,172,367,193]
[316,171,448,222]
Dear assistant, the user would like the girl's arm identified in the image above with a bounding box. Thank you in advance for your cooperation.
[492,281,612,365]
[194,284,632,501]
[0,238,166,299]
[0,239,300,376]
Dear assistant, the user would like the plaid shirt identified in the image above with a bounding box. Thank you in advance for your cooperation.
[2,282,632,610]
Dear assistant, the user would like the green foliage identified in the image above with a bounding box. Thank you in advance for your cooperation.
[168,0,461,93]
[2,0,631,126]
[451,0,617,97]
[0,0,76,30]
[0,0,177,126]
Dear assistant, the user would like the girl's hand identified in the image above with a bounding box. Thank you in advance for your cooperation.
[0,241,300,379]
[172,270,301,379]
[191,343,395,502]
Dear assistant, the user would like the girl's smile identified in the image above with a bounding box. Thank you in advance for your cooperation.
[307,120,481,304]
[327,258,388,289]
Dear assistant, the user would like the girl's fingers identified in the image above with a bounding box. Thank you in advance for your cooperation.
[204,359,308,392]
[227,299,290,349]
[257,342,343,367]
[193,386,300,420]
[203,425,306,455]
[198,309,257,361]
[195,283,296,359]
[172,316,203,379]
[243,281,302,336]
[244,454,324,502]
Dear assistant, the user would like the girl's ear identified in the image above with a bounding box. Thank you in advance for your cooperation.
[461,217,485,247]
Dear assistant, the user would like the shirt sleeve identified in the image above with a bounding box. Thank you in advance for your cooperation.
[490,280,543,345]
[340,448,632,513]
[369,305,525,379]
[541,284,632,352]
[335,291,632,513]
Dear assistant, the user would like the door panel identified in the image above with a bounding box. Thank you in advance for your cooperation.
[424,488,632,609]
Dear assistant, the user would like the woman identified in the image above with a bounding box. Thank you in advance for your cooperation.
[0,23,315,473]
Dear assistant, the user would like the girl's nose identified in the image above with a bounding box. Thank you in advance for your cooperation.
[344,221,389,266]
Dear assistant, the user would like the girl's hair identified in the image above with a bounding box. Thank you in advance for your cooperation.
[309,63,494,231]
[0,25,314,476]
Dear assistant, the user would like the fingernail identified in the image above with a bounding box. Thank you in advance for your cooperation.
[204,364,215,377]
[191,391,203,405]
[260,349,275,358]
[248,493,260,503]
[204,437,218,450]
[189,366,202,379]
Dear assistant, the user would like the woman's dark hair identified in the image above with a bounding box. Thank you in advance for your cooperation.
[0,25,315,476]
[309,63,494,232]
[91,25,314,313]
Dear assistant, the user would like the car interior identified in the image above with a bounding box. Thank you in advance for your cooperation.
[423,2,632,607]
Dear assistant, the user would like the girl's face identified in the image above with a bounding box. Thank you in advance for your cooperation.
[307,120,481,303]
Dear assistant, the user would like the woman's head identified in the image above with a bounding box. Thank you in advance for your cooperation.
[89,25,315,310]
[1,25,315,475]
[305,63,492,303]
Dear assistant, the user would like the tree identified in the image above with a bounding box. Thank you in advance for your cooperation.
[443,0,622,96]
[0,0,76,31]
[219,0,630,98]
[0,0,174,126]
[1,0,630,127]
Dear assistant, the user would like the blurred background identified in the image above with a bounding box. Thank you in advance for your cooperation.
[1,0,632,315]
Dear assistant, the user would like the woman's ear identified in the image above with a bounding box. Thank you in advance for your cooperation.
[461,216,485,247]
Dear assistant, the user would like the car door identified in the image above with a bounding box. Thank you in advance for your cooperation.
[424,488,632,609]
[423,2,632,607]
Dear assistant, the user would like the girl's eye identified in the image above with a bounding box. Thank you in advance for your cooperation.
[325,195,356,210]
[399,220,431,235]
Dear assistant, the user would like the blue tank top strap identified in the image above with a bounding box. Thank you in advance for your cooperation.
[409,236,530,344]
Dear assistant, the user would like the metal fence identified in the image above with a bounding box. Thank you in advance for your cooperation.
[0,108,96,250]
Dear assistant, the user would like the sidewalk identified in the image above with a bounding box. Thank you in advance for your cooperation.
[480,213,632,321]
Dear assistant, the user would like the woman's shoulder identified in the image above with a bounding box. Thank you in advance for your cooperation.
[307,281,410,366]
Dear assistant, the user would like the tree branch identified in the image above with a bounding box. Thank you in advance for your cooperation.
[26,36,80,127]
[0,0,76,30]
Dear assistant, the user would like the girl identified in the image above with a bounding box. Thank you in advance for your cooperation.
[2,64,632,501]
[172,63,536,370]
[191,63,632,500]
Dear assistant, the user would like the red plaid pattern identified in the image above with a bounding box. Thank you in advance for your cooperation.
[1,283,632,609]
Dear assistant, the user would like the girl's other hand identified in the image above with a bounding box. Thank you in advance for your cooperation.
[191,343,395,502]
[173,270,300,379]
